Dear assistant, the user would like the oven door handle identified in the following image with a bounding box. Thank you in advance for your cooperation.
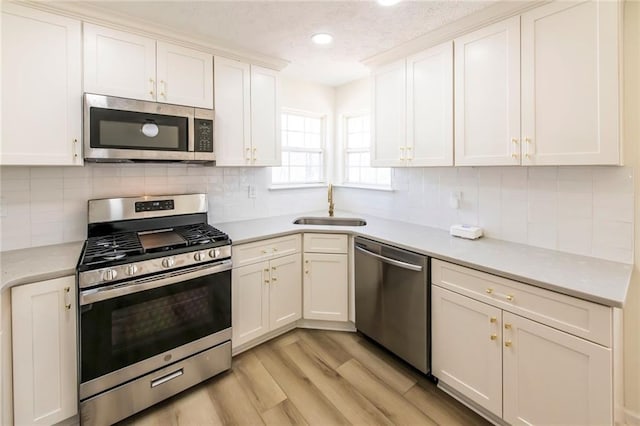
[80,259,232,306]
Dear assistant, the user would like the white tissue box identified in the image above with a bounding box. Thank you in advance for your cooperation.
[450,224,483,240]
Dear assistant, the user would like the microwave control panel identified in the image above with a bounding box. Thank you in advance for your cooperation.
[195,119,214,153]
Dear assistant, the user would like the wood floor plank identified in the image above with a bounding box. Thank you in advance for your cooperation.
[205,371,265,425]
[286,340,394,425]
[261,399,309,426]
[325,330,417,394]
[268,329,301,348]
[253,343,349,425]
[232,351,287,412]
[297,329,353,369]
[337,359,438,426]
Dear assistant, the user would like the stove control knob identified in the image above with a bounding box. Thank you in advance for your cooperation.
[194,252,206,261]
[209,248,221,259]
[126,265,138,276]
[103,269,117,281]
[162,257,175,268]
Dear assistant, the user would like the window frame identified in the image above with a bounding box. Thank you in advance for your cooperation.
[271,108,327,187]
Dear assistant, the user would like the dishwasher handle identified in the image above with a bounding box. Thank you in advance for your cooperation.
[355,245,423,272]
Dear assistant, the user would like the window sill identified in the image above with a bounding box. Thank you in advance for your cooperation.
[268,184,327,191]
[334,184,395,192]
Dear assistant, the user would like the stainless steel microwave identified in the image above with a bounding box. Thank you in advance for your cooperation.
[83,93,215,163]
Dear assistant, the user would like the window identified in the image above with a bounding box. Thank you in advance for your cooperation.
[344,115,391,187]
[272,112,324,185]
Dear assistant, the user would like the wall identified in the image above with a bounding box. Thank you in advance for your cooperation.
[623,0,640,422]
[0,77,336,252]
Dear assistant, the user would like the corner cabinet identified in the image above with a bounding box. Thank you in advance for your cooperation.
[84,23,213,108]
[431,259,614,425]
[302,234,349,321]
[214,56,281,166]
[455,1,620,166]
[231,235,301,349]
[372,41,453,167]
[1,4,82,166]
[12,276,78,426]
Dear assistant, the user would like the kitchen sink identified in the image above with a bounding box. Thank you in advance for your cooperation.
[293,217,367,226]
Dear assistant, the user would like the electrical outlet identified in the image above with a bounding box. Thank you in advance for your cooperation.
[247,185,256,199]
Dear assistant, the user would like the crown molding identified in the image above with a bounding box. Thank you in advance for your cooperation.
[361,0,549,69]
[8,0,289,71]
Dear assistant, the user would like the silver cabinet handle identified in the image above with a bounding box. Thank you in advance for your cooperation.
[150,368,183,388]
[355,246,423,272]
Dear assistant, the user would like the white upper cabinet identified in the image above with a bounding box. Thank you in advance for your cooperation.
[372,59,406,167]
[454,16,521,166]
[372,41,454,167]
[1,4,82,166]
[83,24,156,102]
[157,42,213,109]
[520,1,620,165]
[406,41,454,166]
[214,56,281,166]
[455,1,620,166]
[84,24,213,108]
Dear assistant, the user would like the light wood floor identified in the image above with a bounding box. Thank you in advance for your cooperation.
[120,329,490,425]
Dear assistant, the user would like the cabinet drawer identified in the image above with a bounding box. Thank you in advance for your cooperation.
[432,259,612,347]
[303,233,348,254]
[233,234,301,267]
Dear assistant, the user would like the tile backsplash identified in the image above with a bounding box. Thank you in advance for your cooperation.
[336,166,634,264]
[0,164,634,264]
[0,164,326,252]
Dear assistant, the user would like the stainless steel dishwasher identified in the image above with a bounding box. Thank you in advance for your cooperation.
[354,237,429,373]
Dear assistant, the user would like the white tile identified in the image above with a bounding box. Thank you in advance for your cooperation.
[557,219,592,256]
[63,167,92,178]
[527,166,557,180]
[144,165,168,177]
[1,166,30,180]
[500,167,527,190]
[30,167,63,178]
[593,192,633,222]
[1,179,29,192]
[91,164,121,177]
[30,188,63,203]
[558,179,591,194]
[527,221,557,250]
[120,166,146,177]
[557,166,593,181]
[593,166,633,194]
[527,178,556,200]
[31,177,64,191]
[593,220,633,251]
[187,166,208,176]
[558,192,592,220]
[64,176,93,190]
[528,198,557,223]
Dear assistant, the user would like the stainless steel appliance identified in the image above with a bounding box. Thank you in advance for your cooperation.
[84,93,215,163]
[354,237,430,373]
[77,194,231,425]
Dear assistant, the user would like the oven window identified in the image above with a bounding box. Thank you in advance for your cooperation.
[90,108,188,151]
[80,269,230,383]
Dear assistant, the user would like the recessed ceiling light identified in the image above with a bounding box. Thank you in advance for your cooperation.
[377,0,401,6]
[311,33,333,45]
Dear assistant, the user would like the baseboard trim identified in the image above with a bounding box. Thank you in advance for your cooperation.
[625,408,640,425]
[296,319,356,332]
[438,382,507,426]
[231,323,297,356]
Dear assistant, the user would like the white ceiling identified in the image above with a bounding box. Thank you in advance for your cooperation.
[80,1,494,87]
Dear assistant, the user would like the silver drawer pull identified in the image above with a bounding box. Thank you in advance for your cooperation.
[150,368,183,388]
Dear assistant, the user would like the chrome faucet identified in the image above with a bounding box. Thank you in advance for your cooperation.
[328,183,335,217]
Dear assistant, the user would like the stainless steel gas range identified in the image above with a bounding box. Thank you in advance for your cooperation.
[77,194,232,425]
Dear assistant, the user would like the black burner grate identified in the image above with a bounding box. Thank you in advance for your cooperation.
[175,224,229,245]
[83,232,144,264]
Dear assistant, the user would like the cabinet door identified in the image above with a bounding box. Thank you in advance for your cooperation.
[269,253,302,329]
[1,4,82,166]
[214,56,251,166]
[232,262,270,348]
[431,286,503,417]
[303,253,348,321]
[406,41,453,166]
[12,276,77,425]
[503,311,612,425]
[521,1,620,165]
[157,42,213,109]
[83,24,156,101]
[371,59,406,167]
[454,16,521,166]
[251,65,281,166]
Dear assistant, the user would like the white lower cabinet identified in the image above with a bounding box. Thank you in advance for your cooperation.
[303,253,348,321]
[11,276,77,426]
[432,259,613,425]
[232,253,301,348]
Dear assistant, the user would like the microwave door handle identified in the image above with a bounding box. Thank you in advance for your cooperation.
[355,246,423,272]
[80,259,232,305]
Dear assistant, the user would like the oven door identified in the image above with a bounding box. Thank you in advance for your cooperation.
[79,260,231,400]
[83,93,196,162]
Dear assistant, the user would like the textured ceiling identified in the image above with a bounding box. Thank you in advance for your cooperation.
[80,1,494,87]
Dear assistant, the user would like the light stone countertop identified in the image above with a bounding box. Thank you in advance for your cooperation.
[214,212,633,308]
[0,241,84,291]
